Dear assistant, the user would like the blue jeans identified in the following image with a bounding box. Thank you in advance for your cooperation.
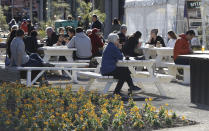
[22,53,44,67]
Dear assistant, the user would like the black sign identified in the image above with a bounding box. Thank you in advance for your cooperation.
[187,1,201,9]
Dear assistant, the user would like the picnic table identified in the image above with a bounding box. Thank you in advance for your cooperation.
[179,54,209,106]
[0,43,6,63]
[38,46,77,62]
[141,47,174,67]
[116,58,173,96]
[193,50,209,54]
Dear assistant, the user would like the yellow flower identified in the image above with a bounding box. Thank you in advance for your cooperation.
[149,97,153,101]
[165,103,169,106]
[80,116,84,121]
[145,98,148,102]
[44,121,48,125]
[50,115,55,119]
[182,116,186,121]
[5,120,11,125]
[82,126,86,131]
[62,123,67,128]
[32,117,36,121]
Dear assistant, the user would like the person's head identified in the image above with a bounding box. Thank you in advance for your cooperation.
[67,27,75,38]
[11,25,19,31]
[120,24,127,35]
[58,34,64,42]
[27,19,31,24]
[46,27,54,38]
[167,31,177,40]
[76,27,83,33]
[58,27,65,35]
[68,15,73,21]
[133,31,142,40]
[108,33,119,46]
[186,30,195,41]
[30,30,38,38]
[92,14,98,22]
[151,29,158,38]
[16,29,25,38]
[78,16,82,21]
[86,29,92,36]
[113,18,119,25]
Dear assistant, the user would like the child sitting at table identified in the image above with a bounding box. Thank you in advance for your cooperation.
[56,34,66,46]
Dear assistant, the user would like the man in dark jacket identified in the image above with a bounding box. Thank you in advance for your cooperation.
[117,24,128,46]
[91,15,102,31]
[45,27,58,46]
[27,19,35,36]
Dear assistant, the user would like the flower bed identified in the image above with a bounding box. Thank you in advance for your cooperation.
[0,83,196,130]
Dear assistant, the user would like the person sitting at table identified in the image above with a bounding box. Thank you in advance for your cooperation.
[101,33,141,96]
[89,28,104,57]
[66,26,75,41]
[148,29,165,47]
[56,34,66,46]
[10,29,53,67]
[58,27,65,35]
[123,31,142,57]
[86,29,92,36]
[118,24,128,46]
[174,30,195,65]
[67,27,92,60]
[24,30,43,54]
[167,31,177,48]
[46,27,58,46]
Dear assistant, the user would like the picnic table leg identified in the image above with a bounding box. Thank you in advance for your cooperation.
[31,70,46,85]
[43,55,50,62]
[65,56,73,63]
[154,81,166,96]
[182,67,190,85]
[26,70,32,86]
[102,81,113,94]
[85,78,95,92]
[72,70,79,84]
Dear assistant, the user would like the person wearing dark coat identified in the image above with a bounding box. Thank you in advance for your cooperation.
[117,24,128,46]
[148,29,165,47]
[27,19,35,36]
[45,27,58,46]
[24,30,43,53]
[123,31,142,57]
[91,15,102,30]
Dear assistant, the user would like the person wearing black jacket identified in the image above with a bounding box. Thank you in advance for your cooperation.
[117,24,128,46]
[148,29,165,47]
[123,31,142,57]
[91,15,102,30]
[24,30,43,53]
[27,19,35,36]
[45,27,58,46]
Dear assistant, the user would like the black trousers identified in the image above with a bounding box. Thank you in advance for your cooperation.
[174,56,190,65]
[104,67,134,93]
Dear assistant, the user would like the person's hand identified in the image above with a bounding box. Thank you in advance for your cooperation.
[118,44,122,49]
[56,42,62,46]
[138,42,142,47]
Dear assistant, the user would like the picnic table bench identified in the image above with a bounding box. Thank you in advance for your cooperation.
[0,65,95,86]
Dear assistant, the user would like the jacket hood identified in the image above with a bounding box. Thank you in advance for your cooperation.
[179,34,187,40]
[76,32,86,38]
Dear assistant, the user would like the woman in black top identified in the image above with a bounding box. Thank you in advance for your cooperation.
[123,31,142,57]
[148,29,165,47]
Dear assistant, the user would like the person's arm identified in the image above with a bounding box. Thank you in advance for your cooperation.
[160,37,165,47]
[175,40,190,54]
[112,45,123,60]
[67,37,75,48]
